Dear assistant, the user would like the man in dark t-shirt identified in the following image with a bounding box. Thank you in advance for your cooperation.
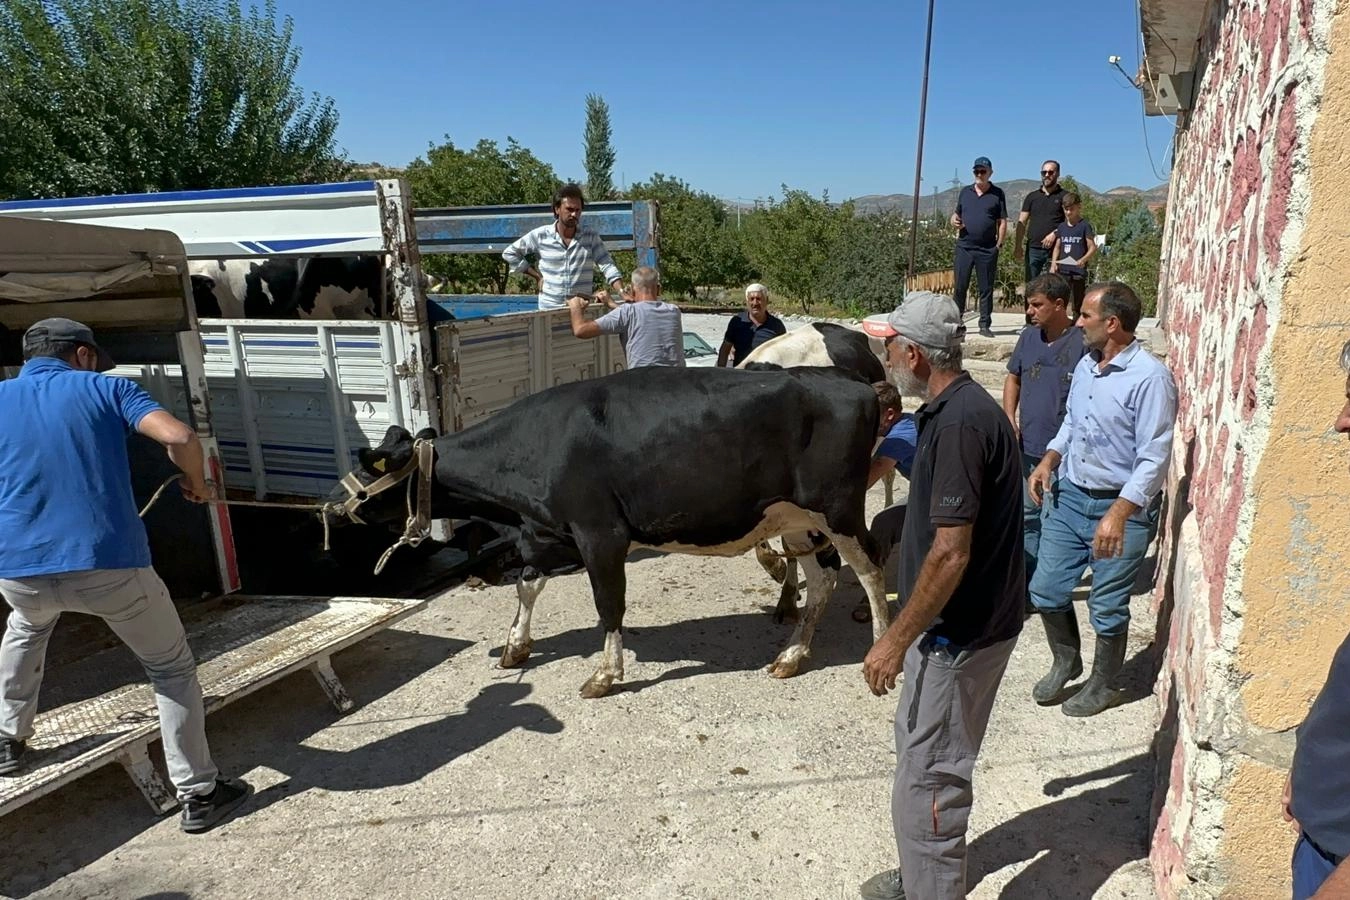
[951,156,1008,338]
[860,291,1024,900]
[1003,273,1087,585]
[1016,160,1066,283]
[1281,341,1350,899]
[717,282,786,367]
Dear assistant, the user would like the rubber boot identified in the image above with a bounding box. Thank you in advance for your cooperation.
[1032,609,1083,704]
[1062,634,1129,717]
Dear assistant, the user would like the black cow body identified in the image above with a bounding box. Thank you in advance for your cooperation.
[343,365,891,697]
[188,257,382,319]
[738,323,893,623]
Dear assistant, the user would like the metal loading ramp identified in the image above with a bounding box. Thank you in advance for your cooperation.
[0,595,428,819]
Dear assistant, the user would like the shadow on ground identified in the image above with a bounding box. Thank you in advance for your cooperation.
[968,754,1152,899]
[0,628,494,898]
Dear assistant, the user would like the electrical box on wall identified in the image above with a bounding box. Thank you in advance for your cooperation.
[1155,71,1195,115]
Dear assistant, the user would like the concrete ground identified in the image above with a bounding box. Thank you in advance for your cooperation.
[0,317,1163,899]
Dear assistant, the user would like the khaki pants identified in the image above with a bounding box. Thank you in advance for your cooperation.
[892,634,1016,899]
[0,567,218,799]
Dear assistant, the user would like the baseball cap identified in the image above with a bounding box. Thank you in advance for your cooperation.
[23,317,116,371]
[973,156,992,170]
[861,292,965,350]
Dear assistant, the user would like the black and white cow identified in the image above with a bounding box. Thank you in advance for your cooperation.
[331,365,891,698]
[737,323,891,623]
[188,256,383,320]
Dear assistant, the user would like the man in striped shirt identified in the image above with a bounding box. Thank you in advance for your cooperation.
[502,183,626,310]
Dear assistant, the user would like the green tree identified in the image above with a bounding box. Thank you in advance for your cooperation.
[583,93,615,201]
[0,0,347,199]
[626,174,751,298]
[823,212,956,314]
[404,137,560,292]
[741,187,853,313]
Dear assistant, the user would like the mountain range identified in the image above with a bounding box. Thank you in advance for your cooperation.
[848,178,1169,216]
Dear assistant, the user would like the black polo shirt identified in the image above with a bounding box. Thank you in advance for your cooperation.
[1021,185,1066,245]
[955,184,1008,249]
[897,372,1025,649]
[1291,632,1350,859]
[724,311,787,365]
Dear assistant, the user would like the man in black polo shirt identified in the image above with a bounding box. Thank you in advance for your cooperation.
[951,157,1008,338]
[1280,338,1350,899]
[860,291,1025,900]
[1015,159,1067,285]
[716,282,787,367]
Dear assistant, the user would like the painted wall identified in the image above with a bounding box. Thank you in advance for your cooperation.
[1150,0,1349,896]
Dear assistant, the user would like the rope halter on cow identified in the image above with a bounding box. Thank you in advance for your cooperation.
[139,438,438,576]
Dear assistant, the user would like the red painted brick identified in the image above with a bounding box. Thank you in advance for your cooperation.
[1265,85,1299,267]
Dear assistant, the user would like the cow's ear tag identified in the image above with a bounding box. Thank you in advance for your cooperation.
[371,458,387,473]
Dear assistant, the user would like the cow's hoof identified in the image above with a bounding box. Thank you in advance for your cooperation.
[579,673,616,698]
[766,654,804,679]
[499,642,532,668]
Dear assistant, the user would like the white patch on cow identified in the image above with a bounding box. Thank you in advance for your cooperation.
[767,552,838,678]
[631,501,818,558]
[738,327,832,369]
[303,284,376,320]
[580,629,624,699]
[187,260,245,318]
[826,530,892,641]
[500,575,548,669]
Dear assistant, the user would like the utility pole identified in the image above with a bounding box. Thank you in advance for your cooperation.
[906,0,937,284]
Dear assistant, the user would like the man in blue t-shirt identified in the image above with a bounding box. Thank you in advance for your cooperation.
[951,156,1008,339]
[1003,274,1087,587]
[1281,340,1350,899]
[0,318,251,833]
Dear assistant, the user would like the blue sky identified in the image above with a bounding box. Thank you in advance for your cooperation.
[273,0,1175,200]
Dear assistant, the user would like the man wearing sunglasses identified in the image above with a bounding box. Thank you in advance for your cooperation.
[950,156,1007,339]
[1015,160,1067,285]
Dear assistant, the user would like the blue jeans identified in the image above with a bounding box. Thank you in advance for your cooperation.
[1028,479,1156,636]
[1293,833,1341,899]
[953,244,997,329]
[1022,453,1045,582]
[1025,246,1052,283]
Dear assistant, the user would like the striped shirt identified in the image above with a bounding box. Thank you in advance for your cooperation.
[502,222,622,310]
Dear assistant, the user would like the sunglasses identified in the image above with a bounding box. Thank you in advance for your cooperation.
[1041,170,1057,176]
[973,168,989,175]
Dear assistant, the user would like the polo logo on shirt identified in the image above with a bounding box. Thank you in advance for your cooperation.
[941,495,964,506]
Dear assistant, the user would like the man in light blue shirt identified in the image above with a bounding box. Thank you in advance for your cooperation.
[501,183,625,310]
[1026,282,1177,717]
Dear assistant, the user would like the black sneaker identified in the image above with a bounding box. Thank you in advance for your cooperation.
[179,777,253,833]
[979,327,996,339]
[859,867,906,899]
[0,739,26,776]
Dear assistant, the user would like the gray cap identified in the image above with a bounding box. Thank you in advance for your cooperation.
[23,317,115,372]
[886,291,966,350]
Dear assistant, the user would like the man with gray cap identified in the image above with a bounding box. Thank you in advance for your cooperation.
[951,156,1008,339]
[0,318,251,833]
[860,292,1025,900]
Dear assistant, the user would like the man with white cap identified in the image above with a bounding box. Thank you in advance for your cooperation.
[859,292,1025,900]
[716,282,786,367]
[0,318,252,833]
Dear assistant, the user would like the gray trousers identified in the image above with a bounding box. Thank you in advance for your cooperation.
[893,633,1017,899]
[0,567,219,799]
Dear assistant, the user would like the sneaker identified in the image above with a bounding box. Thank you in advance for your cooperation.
[179,777,253,833]
[0,739,26,776]
[979,327,996,339]
[859,867,906,900]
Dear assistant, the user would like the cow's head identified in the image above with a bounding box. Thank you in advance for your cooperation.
[322,424,440,533]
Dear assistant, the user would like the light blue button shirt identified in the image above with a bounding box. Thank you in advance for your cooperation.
[1045,340,1178,508]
